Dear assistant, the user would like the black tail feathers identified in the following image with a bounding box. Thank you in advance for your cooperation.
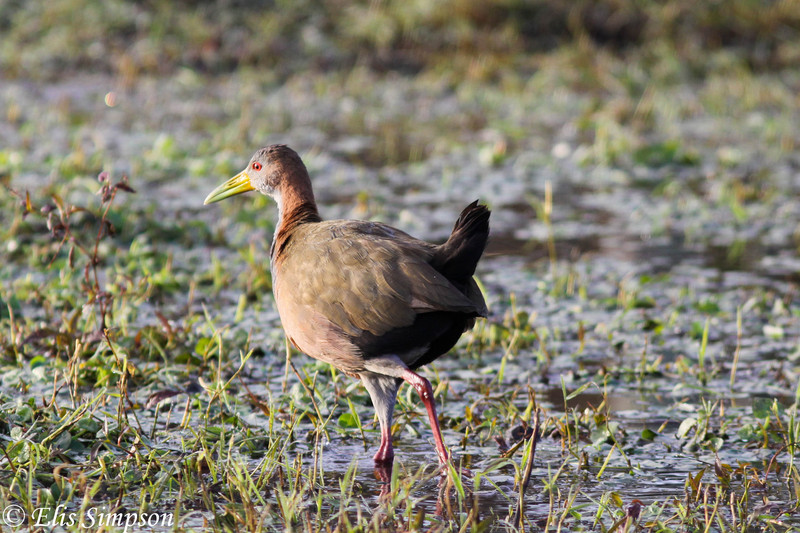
[432,200,490,284]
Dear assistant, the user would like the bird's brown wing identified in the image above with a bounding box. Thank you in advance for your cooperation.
[278,220,481,339]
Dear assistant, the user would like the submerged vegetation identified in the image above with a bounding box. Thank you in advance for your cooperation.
[2,0,800,531]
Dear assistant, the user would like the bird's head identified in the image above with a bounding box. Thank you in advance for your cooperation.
[204,144,305,205]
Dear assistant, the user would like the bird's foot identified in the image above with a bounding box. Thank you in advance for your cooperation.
[373,461,393,484]
[373,434,394,465]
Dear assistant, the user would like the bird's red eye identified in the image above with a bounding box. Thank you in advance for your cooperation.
[252,162,262,171]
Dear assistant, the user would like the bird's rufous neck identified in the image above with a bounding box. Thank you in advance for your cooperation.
[271,176,322,260]
[276,175,321,226]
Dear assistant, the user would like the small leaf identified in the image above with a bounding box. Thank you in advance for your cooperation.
[642,318,663,332]
[677,417,697,438]
[689,321,705,339]
[195,337,212,356]
[76,416,101,435]
[337,413,358,428]
[565,381,592,401]
[633,297,656,309]
[205,426,223,437]
[609,492,624,507]
[694,299,721,314]
[15,404,34,422]
[640,428,658,441]
[714,455,731,482]
[752,397,774,419]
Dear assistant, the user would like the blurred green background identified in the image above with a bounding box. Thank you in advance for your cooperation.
[3,0,798,81]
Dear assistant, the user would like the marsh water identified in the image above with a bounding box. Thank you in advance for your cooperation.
[2,67,800,530]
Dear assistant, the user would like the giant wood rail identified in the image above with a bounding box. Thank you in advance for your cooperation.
[205,144,489,466]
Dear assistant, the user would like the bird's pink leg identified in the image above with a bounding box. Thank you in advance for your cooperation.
[361,373,400,465]
[374,421,394,464]
[401,369,449,464]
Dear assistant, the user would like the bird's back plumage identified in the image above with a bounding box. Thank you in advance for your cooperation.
[272,212,489,372]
